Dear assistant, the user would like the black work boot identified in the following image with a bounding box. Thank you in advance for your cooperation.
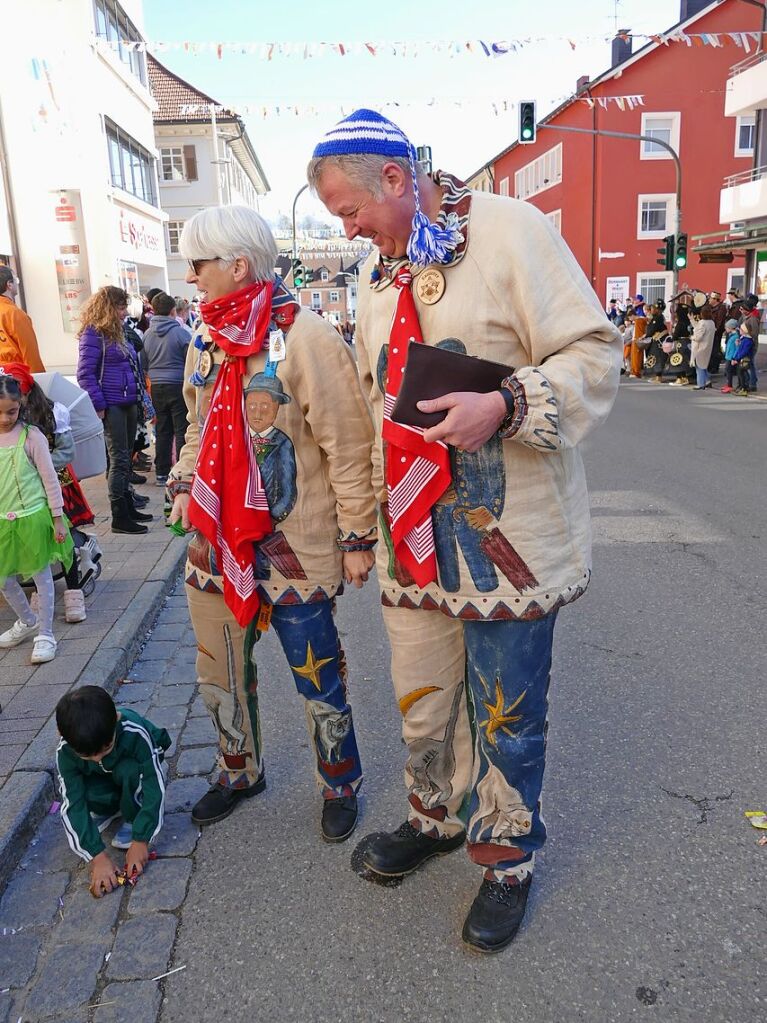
[125,491,153,522]
[362,820,465,876]
[321,793,358,843]
[111,498,148,535]
[191,772,266,826]
[462,875,532,953]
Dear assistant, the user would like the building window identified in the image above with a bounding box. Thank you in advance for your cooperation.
[735,115,756,157]
[637,273,672,307]
[329,290,339,303]
[499,177,510,197]
[514,144,563,200]
[320,269,329,282]
[637,194,675,239]
[93,0,147,85]
[159,145,198,183]
[105,118,158,207]
[545,209,562,233]
[640,112,680,160]
[727,267,746,296]
[167,221,184,255]
[311,291,321,311]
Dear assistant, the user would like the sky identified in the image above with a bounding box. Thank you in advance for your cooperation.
[141,0,689,223]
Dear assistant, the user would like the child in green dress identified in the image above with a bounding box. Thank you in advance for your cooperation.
[0,368,73,663]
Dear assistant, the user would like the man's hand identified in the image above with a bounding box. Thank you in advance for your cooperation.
[96,409,105,420]
[342,550,375,589]
[170,492,191,530]
[464,506,494,530]
[89,850,120,898]
[125,840,150,878]
[418,391,507,452]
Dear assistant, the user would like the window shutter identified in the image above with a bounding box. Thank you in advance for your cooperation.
[183,145,198,181]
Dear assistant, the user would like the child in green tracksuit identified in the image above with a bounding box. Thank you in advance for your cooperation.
[55,686,171,897]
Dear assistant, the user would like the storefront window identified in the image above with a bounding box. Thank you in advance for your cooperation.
[105,118,158,207]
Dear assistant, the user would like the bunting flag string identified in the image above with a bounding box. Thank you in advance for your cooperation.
[94,30,767,59]
[176,95,645,119]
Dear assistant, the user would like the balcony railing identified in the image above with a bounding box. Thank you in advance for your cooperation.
[723,164,767,189]
[728,49,767,79]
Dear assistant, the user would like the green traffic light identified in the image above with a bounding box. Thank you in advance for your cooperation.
[675,256,686,269]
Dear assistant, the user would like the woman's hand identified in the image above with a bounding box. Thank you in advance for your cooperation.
[170,493,191,531]
[96,409,105,420]
[52,516,67,544]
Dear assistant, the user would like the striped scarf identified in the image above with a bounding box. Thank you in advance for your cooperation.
[382,268,450,587]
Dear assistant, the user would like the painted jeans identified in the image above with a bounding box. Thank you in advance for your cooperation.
[186,584,362,798]
[383,605,557,883]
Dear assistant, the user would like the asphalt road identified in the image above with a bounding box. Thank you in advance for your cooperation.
[161,380,767,1023]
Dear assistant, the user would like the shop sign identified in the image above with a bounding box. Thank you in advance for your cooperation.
[606,276,630,308]
[117,206,164,265]
[51,190,91,334]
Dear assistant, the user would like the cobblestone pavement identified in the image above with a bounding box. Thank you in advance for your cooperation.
[0,582,211,1023]
[0,473,182,789]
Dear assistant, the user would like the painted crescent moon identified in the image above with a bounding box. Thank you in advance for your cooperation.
[398,685,443,716]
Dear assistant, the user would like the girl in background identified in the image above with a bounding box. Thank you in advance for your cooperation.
[0,370,73,663]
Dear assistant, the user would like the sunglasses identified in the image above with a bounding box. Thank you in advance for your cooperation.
[187,257,222,275]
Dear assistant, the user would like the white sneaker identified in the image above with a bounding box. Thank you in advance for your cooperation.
[31,635,57,663]
[63,589,87,623]
[0,618,38,648]
[111,821,133,849]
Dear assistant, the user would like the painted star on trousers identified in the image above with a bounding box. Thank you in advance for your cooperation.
[478,674,526,748]
[291,642,334,692]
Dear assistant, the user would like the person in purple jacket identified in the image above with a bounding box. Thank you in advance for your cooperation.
[76,286,151,535]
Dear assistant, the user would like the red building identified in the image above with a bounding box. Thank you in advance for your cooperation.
[473,0,762,310]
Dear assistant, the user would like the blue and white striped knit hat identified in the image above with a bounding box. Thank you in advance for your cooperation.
[313,109,460,268]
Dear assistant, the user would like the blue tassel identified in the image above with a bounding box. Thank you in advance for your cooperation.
[407,210,462,268]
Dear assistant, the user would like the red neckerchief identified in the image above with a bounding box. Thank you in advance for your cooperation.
[382,268,450,587]
[190,281,273,627]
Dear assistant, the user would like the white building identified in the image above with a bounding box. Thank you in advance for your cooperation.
[0,0,168,372]
[147,56,270,298]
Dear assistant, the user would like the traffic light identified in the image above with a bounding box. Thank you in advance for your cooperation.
[292,258,305,289]
[656,235,675,271]
[519,101,536,144]
[674,232,688,270]
[304,269,315,284]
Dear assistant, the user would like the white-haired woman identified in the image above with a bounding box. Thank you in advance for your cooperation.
[167,205,377,843]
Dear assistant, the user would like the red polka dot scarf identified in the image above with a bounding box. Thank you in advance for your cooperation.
[190,281,273,626]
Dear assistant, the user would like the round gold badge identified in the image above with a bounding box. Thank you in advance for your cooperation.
[670,353,683,367]
[415,268,446,305]
[198,349,213,379]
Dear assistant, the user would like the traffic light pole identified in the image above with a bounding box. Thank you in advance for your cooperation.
[291,183,308,265]
[539,124,682,294]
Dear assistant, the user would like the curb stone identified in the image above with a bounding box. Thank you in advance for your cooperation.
[0,537,188,894]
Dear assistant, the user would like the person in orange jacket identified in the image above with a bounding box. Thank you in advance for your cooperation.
[0,266,45,373]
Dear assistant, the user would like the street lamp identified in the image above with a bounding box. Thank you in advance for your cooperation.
[416,145,432,174]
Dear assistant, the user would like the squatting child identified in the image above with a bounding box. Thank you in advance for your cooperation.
[55,686,171,898]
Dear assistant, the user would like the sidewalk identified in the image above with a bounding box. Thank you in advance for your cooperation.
[0,580,212,1022]
[0,472,189,890]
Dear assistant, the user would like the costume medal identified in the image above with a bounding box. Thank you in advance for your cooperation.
[416,268,446,305]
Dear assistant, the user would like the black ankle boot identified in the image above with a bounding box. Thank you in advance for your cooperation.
[361,821,466,876]
[111,498,148,535]
[125,492,153,522]
[462,875,532,953]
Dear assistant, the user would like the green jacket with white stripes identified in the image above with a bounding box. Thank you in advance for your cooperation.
[56,707,172,861]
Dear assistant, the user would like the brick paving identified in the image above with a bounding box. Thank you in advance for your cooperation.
[0,473,183,790]
[0,583,210,1022]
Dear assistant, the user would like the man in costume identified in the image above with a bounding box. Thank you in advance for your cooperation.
[168,205,376,843]
[309,110,621,951]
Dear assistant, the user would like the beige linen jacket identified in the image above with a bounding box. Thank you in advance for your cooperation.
[356,191,622,621]
[170,307,377,603]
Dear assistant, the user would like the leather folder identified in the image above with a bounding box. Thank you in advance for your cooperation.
[391,341,514,429]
